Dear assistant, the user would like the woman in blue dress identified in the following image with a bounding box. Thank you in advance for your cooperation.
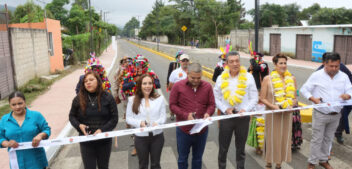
[0,91,51,169]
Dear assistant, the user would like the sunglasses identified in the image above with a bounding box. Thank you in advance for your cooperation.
[181,59,189,62]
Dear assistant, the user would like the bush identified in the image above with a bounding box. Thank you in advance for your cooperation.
[62,32,111,64]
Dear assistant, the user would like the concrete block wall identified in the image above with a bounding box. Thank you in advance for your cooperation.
[10,28,50,87]
[218,29,264,53]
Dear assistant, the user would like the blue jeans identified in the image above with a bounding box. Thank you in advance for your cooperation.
[176,127,208,169]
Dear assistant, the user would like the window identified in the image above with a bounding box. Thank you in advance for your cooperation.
[48,32,54,56]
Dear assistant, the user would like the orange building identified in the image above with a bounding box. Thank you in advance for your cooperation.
[8,18,64,73]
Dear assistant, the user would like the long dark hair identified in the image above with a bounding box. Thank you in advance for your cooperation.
[132,74,160,114]
[79,71,103,114]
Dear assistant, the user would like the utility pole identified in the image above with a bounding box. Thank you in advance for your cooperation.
[254,0,259,52]
[88,0,93,53]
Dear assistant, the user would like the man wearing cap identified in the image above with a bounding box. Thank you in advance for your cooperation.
[168,54,190,91]
[167,51,183,88]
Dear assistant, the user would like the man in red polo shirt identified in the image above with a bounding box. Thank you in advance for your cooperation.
[169,63,216,169]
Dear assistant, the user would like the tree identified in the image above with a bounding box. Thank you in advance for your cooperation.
[122,17,140,37]
[284,3,301,26]
[310,8,352,25]
[227,0,245,28]
[299,3,321,20]
[196,0,233,47]
[45,0,69,25]
[66,4,89,34]
[248,3,288,27]
[12,1,53,23]
[74,0,88,10]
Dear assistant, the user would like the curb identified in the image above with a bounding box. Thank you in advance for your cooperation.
[46,36,119,163]
[128,41,213,80]
[128,40,313,123]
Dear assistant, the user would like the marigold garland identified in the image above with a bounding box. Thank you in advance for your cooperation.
[271,70,295,109]
[220,66,247,106]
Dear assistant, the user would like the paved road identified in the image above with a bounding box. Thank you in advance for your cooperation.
[49,39,352,169]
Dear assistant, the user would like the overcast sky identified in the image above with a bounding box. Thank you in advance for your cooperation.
[2,0,352,28]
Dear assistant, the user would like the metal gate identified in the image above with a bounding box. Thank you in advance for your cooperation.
[269,34,281,56]
[296,34,312,61]
[334,35,352,64]
[0,12,15,99]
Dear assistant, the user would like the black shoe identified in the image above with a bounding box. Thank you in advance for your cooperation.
[336,136,344,144]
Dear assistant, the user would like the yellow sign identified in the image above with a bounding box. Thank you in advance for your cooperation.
[181,25,187,32]
[99,28,102,33]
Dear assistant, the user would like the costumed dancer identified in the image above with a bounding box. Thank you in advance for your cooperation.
[75,52,111,94]
[246,47,269,155]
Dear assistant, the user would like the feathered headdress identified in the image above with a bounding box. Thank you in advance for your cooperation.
[219,44,232,59]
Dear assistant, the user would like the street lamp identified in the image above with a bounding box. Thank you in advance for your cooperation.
[88,0,93,53]
[254,0,259,52]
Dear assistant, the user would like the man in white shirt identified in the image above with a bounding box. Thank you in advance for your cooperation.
[168,54,190,90]
[213,51,258,169]
[300,52,352,169]
[168,54,190,121]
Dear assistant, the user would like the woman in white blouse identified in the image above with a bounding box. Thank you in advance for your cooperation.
[126,74,167,169]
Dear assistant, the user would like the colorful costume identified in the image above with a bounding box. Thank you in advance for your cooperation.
[121,55,160,96]
[75,54,111,94]
[85,56,111,93]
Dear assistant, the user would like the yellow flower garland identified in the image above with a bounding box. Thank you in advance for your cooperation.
[271,70,296,109]
[220,66,247,106]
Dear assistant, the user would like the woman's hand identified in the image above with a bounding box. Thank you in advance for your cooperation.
[79,124,89,135]
[32,134,43,147]
[273,105,280,110]
[5,140,19,148]
[93,129,102,136]
[140,121,146,127]
[152,122,158,127]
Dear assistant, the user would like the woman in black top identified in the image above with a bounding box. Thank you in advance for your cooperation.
[69,71,118,169]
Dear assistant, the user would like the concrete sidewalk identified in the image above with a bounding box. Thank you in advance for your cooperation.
[0,39,117,169]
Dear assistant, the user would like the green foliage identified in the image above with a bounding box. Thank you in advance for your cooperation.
[66,4,89,34]
[122,17,140,37]
[74,0,89,10]
[284,3,301,26]
[45,0,69,25]
[139,0,243,48]
[299,3,321,20]
[310,7,352,25]
[239,20,254,29]
[12,1,53,23]
[248,3,288,27]
[248,3,352,27]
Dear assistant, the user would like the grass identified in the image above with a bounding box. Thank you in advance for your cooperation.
[0,64,83,118]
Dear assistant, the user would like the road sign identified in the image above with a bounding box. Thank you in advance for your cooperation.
[181,25,187,32]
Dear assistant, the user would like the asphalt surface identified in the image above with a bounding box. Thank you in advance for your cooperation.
[49,39,352,169]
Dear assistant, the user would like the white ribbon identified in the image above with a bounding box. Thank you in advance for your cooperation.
[6,100,352,169]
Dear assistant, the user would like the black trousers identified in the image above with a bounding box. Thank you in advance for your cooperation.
[218,116,250,169]
[135,133,165,169]
[80,138,112,169]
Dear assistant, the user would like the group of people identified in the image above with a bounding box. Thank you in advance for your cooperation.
[0,48,351,169]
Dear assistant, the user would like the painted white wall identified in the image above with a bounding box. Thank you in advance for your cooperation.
[263,27,352,57]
